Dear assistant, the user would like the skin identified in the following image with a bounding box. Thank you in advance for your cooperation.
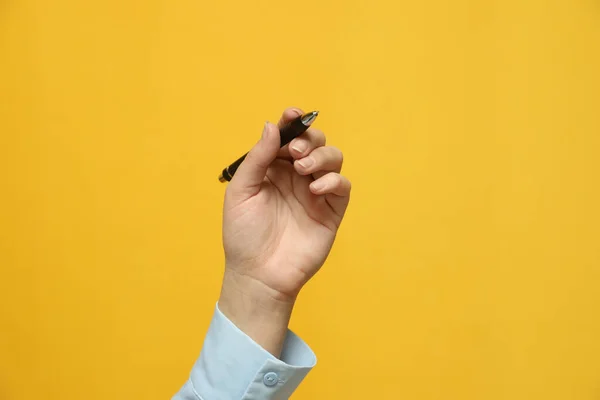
[218,107,352,357]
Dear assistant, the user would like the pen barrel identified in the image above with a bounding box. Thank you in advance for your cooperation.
[279,117,309,147]
[220,115,311,182]
[222,153,248,181]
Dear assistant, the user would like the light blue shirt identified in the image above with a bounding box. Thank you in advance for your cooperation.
[173,304,316,400]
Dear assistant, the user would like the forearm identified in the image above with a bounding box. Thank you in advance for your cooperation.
[218,268,295,357]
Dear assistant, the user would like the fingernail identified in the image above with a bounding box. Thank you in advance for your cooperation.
[291,140,307,154]
[262,121,269,139]
[311,180,326,192]
[297,157,314,169]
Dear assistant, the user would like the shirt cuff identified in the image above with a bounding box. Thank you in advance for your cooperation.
[188,303,316,400]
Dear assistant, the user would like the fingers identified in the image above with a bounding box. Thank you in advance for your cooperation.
[309,172,351,217]
[228,122,280,198]
[276,106,326,160]
[228,107,347,212]
[287,128,326,160]
[310,172,351,196]
[294,145,343,176]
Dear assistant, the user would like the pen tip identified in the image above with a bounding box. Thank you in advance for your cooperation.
[301,110,319,126]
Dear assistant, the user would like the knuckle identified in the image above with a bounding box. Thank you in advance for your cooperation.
[245,150,258,164]
[312,129,326,145]
[330,146,343,161]
[314,149,330,166]
[332,173,343,186]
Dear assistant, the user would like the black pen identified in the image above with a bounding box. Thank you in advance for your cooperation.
[218,111,319,182]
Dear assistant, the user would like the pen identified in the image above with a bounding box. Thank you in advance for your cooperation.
[218,111,319,182]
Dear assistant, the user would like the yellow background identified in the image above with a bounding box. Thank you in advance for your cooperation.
[1,0,599,398]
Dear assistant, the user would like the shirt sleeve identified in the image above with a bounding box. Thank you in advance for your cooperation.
[172,303,316,400]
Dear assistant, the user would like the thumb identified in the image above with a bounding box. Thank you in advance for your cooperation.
[229,122,280,197]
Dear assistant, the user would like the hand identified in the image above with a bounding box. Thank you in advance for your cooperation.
[218,107,351,355]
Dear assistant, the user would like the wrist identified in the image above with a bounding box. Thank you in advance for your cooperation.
[218,269,296,357]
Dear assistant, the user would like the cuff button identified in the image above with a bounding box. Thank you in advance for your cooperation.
[263,372,279,387]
